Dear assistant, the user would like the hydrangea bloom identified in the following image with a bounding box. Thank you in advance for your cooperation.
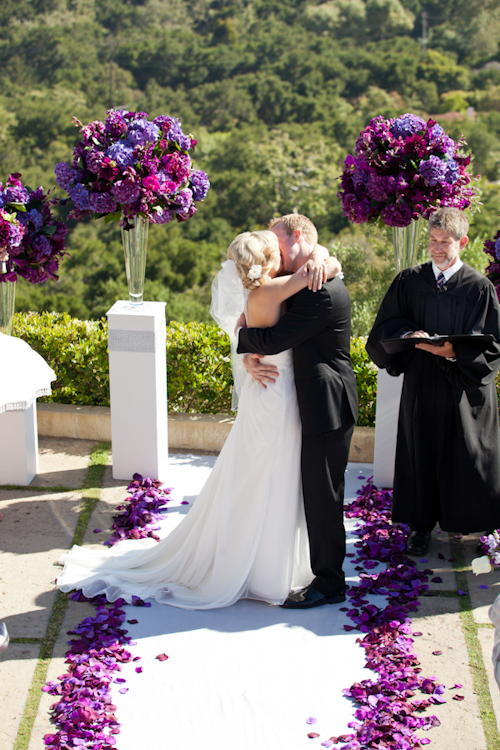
[191,170,211,201]
[89,192,118,214]
[339,113,476,227]
[391,113,426,138]
[127,118,160,146]
[106,141,137,169]
[55,109,209,227]
[419,155,448,186]
[445,159,460,184]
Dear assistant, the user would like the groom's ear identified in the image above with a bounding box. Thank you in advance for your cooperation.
[294,229,301,242]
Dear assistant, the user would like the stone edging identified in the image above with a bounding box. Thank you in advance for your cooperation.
[36,403,375,462]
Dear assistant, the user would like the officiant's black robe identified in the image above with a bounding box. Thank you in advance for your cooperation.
[366,262,500,532]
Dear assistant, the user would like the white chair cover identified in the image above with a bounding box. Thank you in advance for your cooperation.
[0,332,56,413]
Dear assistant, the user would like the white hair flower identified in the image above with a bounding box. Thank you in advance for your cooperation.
[248,264,262,281]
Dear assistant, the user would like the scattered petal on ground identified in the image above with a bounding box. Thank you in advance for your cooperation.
[156,653,169,662]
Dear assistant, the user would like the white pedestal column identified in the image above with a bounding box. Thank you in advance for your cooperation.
[373,369,404,489]
[107,301,168,482]
[0,404,38,485]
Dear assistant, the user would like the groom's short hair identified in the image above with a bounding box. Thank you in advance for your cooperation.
[268,214,318,247]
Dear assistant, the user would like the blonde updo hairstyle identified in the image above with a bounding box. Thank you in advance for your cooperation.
[227,230,280,290]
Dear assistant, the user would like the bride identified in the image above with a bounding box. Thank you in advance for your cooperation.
[57,230,340,609]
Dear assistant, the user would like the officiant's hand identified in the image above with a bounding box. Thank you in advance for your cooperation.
[0,250,8,262]
[243,353,279,388]
[415,340,456,358]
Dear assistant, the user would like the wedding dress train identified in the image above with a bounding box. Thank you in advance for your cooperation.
[57,350,312,609]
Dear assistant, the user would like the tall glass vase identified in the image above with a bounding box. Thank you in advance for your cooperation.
[392,218,422,275]
[121,215,149,305]
[0,280,15,336]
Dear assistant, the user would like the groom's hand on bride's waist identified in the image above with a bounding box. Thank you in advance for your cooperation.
[243,353,279,388]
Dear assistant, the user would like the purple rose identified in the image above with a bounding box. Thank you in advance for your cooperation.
[391,114,426,139]
[445,159,460,185]
[367,174,396,202]
[381,202,413,227]
[190,170,210,201]
[106,141,137,169]
[127,119,160,146]
[419,156,447,186]
[161,153,191,184]
[173,188,193,214]
[69,183,91,211]
[85,149,105,174]
[112,180,141,205]
[352,169,370,193]
[89,192,118,214]
[55,162,79,191]
[151,207,173,225]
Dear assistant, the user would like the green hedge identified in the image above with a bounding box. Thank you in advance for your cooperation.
[14,312,377,426]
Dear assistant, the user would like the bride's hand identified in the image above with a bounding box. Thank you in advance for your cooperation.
[243,353,279,389]
[0,250,9,262]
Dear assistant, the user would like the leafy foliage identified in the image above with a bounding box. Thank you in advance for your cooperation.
[0,0,499,327]
[14,311,380,424]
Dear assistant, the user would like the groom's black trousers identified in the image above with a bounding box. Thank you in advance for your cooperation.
[301,422,354,596]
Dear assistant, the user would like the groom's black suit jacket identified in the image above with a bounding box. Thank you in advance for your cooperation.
[237,276,358,434]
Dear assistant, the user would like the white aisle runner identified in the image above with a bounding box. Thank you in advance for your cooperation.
[110,457,374,750]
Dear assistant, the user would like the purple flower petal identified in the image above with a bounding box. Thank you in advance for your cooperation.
[118,687,129,694]
[156,653,169,662]
[306,717,317,725]
[432,650,443,655]
[479,585,489,589]
[93,528,102,533]
[458,589,467,595]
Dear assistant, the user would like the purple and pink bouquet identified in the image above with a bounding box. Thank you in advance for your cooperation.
[55,109,210,229]
[483,229,500,302]
[0,173,68,284]
[339,113,476,228]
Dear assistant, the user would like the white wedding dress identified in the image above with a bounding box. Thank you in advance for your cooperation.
[57,350,312,609]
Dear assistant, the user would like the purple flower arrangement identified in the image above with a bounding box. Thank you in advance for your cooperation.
[483,230,500,303]
[0,174,68,284]
[55,110,210,228]
[339,113,476,228]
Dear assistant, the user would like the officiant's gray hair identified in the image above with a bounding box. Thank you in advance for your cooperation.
[428,208,469,240]
[228,230,280,290]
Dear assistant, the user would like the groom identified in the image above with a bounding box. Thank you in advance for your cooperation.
[237,214,358,608]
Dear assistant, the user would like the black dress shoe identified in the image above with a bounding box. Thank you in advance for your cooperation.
[281,584,346,609]
[405,530,431,556]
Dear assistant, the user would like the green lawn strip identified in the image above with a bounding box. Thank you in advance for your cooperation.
[12,440,110,750]
[450,538,500,750]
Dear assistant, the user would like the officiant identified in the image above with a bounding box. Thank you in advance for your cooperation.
[366,207,500,556]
